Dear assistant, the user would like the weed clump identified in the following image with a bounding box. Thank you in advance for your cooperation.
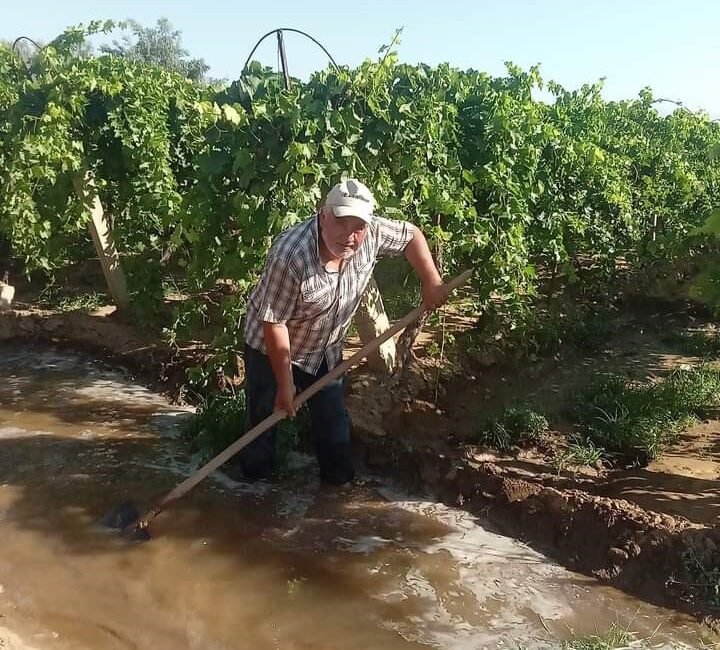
[573,365,720,464]
[475,404,549,452]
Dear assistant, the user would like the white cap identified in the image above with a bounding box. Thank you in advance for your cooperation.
[324,179,376,223]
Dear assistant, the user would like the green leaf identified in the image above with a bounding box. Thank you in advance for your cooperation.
[697,208,720,237]
[221,104,242,125]
[232,149,253,173]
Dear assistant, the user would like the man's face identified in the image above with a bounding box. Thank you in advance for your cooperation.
[319,208,369,259]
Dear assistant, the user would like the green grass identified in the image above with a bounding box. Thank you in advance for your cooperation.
[183,391,248,463]
[183,389,307,475]
[573,365,720,464]
[474,404,549,451]
[552,438,606,473]
[561,622,636,649]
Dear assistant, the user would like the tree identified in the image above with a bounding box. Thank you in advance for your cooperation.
[100,18,210,83]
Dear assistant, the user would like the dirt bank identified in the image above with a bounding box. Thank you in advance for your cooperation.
[0,307,205,402]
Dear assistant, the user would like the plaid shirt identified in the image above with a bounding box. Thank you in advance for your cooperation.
[245,213,415,374]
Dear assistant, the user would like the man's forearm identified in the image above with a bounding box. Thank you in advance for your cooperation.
[404,226,442,286]
[262,322,294,389]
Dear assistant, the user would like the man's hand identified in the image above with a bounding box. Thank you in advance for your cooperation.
[422,281,450,312]
[274,381,297,417]
[263,321,296,416]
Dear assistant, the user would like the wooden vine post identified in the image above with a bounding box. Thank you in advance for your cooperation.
[355,276,397,372]
[73,171,130,311]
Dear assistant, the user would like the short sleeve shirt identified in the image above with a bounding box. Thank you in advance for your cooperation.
[244,214,415,374]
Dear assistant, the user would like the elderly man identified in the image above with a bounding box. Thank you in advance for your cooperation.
[232,179,447,485]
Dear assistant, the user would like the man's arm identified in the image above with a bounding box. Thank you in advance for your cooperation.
[403,226,449,311]
[252,252,299,416]
[263,322,297,416]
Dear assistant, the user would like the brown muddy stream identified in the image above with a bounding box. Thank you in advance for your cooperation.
[0,345,711,649]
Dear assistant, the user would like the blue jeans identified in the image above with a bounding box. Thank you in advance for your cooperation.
[236,345,354,484]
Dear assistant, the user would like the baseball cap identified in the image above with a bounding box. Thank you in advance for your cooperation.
[323,179,376,223]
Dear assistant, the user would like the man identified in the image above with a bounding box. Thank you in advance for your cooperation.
[233,179,448,485]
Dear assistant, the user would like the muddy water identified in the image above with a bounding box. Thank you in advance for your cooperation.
[0,345,711,649]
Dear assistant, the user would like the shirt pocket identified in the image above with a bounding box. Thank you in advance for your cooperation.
[299,276,335,318]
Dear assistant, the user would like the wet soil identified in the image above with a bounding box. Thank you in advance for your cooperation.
[347,305,720,627]
[2,302,720,637]
[1,346,710,649]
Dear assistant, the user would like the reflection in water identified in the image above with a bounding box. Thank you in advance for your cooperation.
[0,345,709,649]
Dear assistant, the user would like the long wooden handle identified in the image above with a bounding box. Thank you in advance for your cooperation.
[149,269,473,516]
